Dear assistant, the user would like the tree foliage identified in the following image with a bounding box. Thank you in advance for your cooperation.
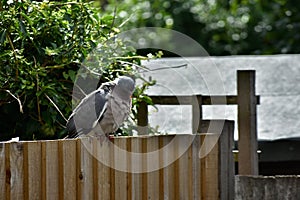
[105,0,300,55]
[0,0,155,140]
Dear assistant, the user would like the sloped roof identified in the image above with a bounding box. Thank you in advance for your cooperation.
[141,55,300,140]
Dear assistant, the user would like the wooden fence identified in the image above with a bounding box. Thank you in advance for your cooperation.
[0,120,234,200]
[137,70,260,175]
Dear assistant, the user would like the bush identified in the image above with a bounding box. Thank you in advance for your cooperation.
[0,0,154,140]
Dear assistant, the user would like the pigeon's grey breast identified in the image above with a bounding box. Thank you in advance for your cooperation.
[97,93,132,133]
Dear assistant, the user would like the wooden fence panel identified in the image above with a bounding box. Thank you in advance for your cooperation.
[10,143,24,200]
[80,138,94,200]
[26,142,42,200]
[146,136,159,200]
[0,143,6,200]
[192,135,201,199]
[130,137,142,200]
[178,135,193,200]
[96,139,112,200]
[62,140,77,200]
[113,138,128,200]
[0,121,234,200]
[44,140,59,200]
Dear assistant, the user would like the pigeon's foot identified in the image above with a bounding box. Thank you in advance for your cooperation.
[96,133,114,146]
[105,133,114,141]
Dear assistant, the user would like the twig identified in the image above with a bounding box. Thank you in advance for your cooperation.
[118,13,133,28]
[34,57,42,123]
[5,90,23,113]
[74,83,87,96]
[44,94,68,122]
[110,6,117,32]
[111,55,148,60]
[142,63,188,72]
[81,64,102,77]
[117,60,151,72]
[6,33,19,78]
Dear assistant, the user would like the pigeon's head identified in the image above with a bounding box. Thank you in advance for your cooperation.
[113,76,135,99]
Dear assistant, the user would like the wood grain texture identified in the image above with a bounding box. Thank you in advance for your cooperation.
[62,140,77,200]
[10,143,24,200]
[0,129,236,200]
[80,138,93,200]
[114,137,128,200]
[27,141,42,200]
[45,140,59,200]
[237,70,259,175]
[0,143,5,200]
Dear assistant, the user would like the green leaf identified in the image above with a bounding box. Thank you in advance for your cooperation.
[20,13,33,27]
[18,19,27,36]
[0,29,6,45]
[141,96,153,105]
[44,47,59,56]
[63,71,69,79]
[68,70,76,82]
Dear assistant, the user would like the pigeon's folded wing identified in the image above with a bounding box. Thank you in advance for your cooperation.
[66,89,108,137]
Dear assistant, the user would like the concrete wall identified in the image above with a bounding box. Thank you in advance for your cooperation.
[235,175,300,200]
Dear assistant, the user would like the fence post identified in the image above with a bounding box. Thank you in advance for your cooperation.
[137,101,148,135]
[237,70,258,175]
[192,95,202,134]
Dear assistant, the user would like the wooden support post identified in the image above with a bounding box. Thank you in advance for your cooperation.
[192,95,202,134]
[200,120,235,200]
[137,101,148,135]
[237,70,258,175]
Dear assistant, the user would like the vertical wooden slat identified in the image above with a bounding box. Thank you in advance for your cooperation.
[63,140,77,200]
[5,143,10,200]
[141,137,148,200]
[45,140,59,200]
[114,137,128,200]
[173,136,180,200]
[92,138,99,200]
[192,135,201,200]
[126,137,132,200]
[110,137,115,200]
[10,142,24,200]
[158,136,164,200]
[219,121,235,200]
[97,138,111,200]
[41,142,46,200]
[23,143,29,200]
[131,137,142,200]
[76,139,82,200]
[27,141,42,200]
[0,143,5,200]
[237,70,258,175]
[178,135,193,200]
[147,136,159,200]
[80,138,93,200]
[58,140,64,200]
[201,134,219,200]
[163,135,175,200]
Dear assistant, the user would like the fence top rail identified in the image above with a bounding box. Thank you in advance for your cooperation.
[0,132,227,144]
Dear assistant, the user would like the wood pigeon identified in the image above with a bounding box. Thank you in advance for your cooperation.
[66,76,135,138]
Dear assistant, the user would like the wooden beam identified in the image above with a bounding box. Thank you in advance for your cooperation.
[192,95,202,134]
[237,70,258,175]
[149,95,260,105]
[137,101,148,135]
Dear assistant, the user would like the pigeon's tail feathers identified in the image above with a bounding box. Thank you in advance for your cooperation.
[66,116,81,138]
